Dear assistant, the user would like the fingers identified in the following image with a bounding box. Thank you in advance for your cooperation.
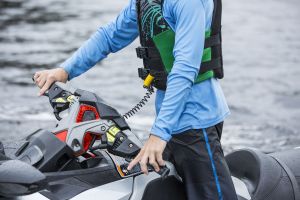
[127,149,151,175]
[36,76,46,88]
[156,152,165,167]
[39,78,54,96]
[149,153,160,172]
[140,154,149,174]
[127,150,143,171]
[33,72,40,81]
[127,136,166,175]
[127,151,162,175]
[34,70,56,96]
[34,71,46,89]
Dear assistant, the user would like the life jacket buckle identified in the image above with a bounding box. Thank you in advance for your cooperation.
[136,47,148,59]
[138,68,149,80]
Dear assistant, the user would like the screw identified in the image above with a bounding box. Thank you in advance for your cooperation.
[101,126,106,131]
[120,136,124,141]
[129,144,133,148]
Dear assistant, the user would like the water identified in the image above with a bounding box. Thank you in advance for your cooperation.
[0,0,299,153]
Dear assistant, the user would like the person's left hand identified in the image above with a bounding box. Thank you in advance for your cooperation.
[127,134,167,174]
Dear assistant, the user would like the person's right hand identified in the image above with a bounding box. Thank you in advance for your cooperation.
[33,68,68,96]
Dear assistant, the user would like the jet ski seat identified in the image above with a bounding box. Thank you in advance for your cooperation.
[271,149,300,188]
[226,149,300,200]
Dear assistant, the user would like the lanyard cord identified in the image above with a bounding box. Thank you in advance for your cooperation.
[123,86,154,119]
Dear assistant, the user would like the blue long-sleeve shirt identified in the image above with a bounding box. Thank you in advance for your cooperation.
[61,0,230,141]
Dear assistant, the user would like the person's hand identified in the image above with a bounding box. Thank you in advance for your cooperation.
[33,68,68,96]
[127,134,167,174]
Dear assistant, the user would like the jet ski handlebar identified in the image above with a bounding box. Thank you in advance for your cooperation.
[34,82,170,177]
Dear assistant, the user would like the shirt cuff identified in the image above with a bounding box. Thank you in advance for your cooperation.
[60,59,74,80]
[150,124,172,142]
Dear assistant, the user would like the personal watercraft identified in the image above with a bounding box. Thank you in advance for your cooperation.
[0,82,299,200]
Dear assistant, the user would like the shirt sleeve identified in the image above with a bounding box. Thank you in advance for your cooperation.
[150,0,207,141]
[61,0,138,80]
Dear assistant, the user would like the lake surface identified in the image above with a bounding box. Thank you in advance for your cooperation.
[0,0,300,153]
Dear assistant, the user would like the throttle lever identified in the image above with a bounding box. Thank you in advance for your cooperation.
[54,111,62,121]
[119,162,170,179]
[148,164,170,179]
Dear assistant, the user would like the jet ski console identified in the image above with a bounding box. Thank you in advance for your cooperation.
[0,82,170,199]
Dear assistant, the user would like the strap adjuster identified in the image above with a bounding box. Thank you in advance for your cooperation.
[136,47,148,59]
[136,47,160,59]
[138,68,149,80]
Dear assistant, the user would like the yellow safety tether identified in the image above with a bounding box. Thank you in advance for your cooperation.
[143,74,154,88]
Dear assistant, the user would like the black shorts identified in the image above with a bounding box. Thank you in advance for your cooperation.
[163,122,238,200]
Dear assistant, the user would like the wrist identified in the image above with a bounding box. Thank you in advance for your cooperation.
[150,132,171,142]
[57,68,69,82]
[151,124,172,142]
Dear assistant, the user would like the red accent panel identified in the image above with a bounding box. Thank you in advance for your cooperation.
[83,152,96,158]
[76,104,100,123]
[55,130,68,142]
[83,132,93,152]
[87,152,96,158]
[82,132,101,152]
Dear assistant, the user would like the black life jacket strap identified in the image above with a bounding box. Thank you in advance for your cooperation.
[204,34,221,48]
[200,57,222,74]
[136,33,221,60]
[136,47,160,59]
[138,68,167,80]
[138,57,222,81]
[136,35,222,76]
[211,0,223,79]
[211,0,222,35]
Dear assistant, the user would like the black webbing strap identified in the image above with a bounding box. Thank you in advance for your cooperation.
[137,33,221,60]
[210,0,223,79]
[138,57,222,80]
[138,68,167,80]
[199,57,222,74]
[211,0,222,35]
[136,47,160,59]
[204,34,221,48]
[138,68,149,79]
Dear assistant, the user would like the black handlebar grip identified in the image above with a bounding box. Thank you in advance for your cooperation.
[158,166,170,179]
[147,164,170,179]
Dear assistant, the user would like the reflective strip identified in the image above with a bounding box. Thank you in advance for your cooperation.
[203,129,223,200]
[106,132,115,143]
[108,126,121,136]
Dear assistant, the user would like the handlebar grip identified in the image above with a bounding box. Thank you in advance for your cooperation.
[147,164,170,179]
[120,162,170,178]
[158,166,170,178]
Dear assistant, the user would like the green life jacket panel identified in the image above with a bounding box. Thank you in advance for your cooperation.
[136,0,224,90]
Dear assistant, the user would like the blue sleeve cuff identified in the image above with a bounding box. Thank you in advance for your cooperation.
[150,125,172,142]
[60,59,74,80]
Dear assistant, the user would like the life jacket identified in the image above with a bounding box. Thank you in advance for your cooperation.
[136,0,223,91]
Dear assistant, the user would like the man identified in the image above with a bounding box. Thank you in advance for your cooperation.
[34,0,238,199]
